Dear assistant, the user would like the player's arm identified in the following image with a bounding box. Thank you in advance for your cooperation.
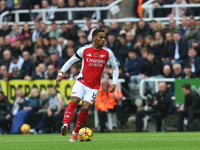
[56,53,82,86]
[108,51,119,93]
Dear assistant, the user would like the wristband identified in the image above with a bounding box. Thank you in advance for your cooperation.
[58,72,63,76]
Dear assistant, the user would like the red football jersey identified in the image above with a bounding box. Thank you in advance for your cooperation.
[76,44,118,89]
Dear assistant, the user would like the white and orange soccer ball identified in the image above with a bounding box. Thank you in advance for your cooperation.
[78,127,93,142]
[20,124,31,134]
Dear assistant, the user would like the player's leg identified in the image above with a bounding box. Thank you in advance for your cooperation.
[69,101,91,142]
[61,81,84,136]
[61,96,81,135]
[69,87,97,142]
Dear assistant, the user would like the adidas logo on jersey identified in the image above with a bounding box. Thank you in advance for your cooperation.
[87,53,92,57]
[100,55,106,58]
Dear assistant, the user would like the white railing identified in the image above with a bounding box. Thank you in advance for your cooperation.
[0,0,122,28]
[139,78,175,99]
[142,1,200,25]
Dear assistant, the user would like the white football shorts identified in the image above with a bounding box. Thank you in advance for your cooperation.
[71,80,98,104]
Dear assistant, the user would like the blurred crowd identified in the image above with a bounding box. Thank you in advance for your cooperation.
[0,0,113,22]
[1,0,200,133]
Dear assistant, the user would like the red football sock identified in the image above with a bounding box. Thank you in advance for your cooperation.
[63,101,77,125]
[74,110,89,133]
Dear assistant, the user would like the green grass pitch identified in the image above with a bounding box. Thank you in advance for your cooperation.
[1,132,200,150]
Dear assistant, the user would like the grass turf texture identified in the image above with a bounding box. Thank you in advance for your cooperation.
[0,132,200,150]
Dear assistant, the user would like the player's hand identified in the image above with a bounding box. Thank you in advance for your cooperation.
[56,74,63,86]
[110,84,116,93]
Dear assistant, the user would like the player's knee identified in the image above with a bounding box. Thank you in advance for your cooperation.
[71,97,81,105]
[81,105,90,112]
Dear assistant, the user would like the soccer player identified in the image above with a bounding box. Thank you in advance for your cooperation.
[56,29,119,142]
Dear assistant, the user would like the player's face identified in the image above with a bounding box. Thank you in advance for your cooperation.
[93,32,106,48]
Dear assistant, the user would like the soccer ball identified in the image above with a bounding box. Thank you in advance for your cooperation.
[78,127,93,142]
[20,124,30,134]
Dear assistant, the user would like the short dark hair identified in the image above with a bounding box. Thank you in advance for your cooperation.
[92,29,105,38]
[183,64,191,69]
[182,83,191,90]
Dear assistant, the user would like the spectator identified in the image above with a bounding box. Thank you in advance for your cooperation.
[136,82,171,132]
[97,19,104,29]
[133,35,144,54]
[32,22,41,44]
[0,0,8,21]
[0,91,12,134]
[141,51,163,93]
[154,22,167,38]
[44,65,57,79]
[48,0,58,21]
[0,65,8,78]
[168,0,187,18]
[76,0,89,19]
[8,55,24,74]
[78,35,89,48]
[184,16,199,45]
[153,31,164,60]
[62,47,75,61]
[32,63,47,80]
[119,22,136,37]
[172,63,184,78]
[65,20,80,43]
[10,89,29,134]
[106,34,119,53]
[170,32,188,65]
[22,37,34,55]
[35,48,45,65]
[182,64,197,78]
[84,18,96,42]
[144,35,154,52]
[43,53,51,66]
[54,0,67,21]
[60,23,68,39]
[66,0,78,20]
[162,32,173,63]
[18,23,32,43]
[49,21,62,40]
[32,4,42,22]
[0,50,12,69]
[9,23,21,39]
[153,0,174,17]
[68,64,80,80]
[179,16,189,37]
[57,37,67,58]
[41,0,50,20]
[187,0,200,16]
[148,20,157,37]
[9,67,24,80]
[40,23,49,38]
[177,83,200,131]
[163,65,173,78]
[21,51,33,76]
[168,19,180,33]
[34,37,43,52]
[135,20,149,37]
[42,37,50,53]
[115,35,129,66]
[48,37,59,56]
[41,87,63,133]
[124,49,141,84]
[186,47,200,77]
[0,21,11,37]
[108,21,121,37]
[126,32,135,49]
[95,77,126,132]
[50,53,64,70]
